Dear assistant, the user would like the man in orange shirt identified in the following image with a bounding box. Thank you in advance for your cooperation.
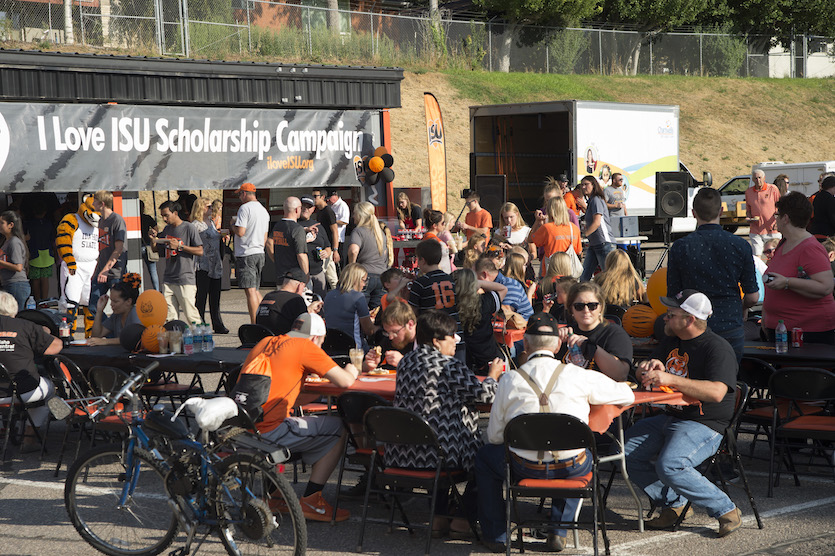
[458,192,493,239]
[232,312,360,522]
[745,169,781,256]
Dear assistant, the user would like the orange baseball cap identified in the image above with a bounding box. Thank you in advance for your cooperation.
[236,182,256,193]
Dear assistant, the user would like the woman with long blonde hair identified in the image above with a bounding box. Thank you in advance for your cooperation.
[452,268,507,375]
[528,196,582,277]
[193,198,228,333]
[396,191,422,230]
[593,249,646,310]
[347,201,392,308]
[498,202,531,245]
[460,232,487,270]
[323,262,379,348]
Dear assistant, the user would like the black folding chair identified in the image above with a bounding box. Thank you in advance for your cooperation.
[358,406,477,555]
[0,362,48,461]
[322,328,355,365]
[15,309,60,338]
[504,413,608,556]
[768,367,835,497]
[736,356,781,458]
[237,323,275,348]
[331,391,391,524]
[665,382,764,531]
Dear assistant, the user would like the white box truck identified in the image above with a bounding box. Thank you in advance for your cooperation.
[469,100,707,236]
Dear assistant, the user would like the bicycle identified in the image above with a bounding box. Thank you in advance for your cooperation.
[55,361,307,556]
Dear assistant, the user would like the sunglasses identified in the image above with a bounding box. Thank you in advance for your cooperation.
[763,248,775,254]
[572,302,600,312]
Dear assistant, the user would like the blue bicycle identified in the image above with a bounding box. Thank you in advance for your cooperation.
[59,362,306,556]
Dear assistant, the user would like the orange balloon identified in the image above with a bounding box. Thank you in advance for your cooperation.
[646,267,668,316]
[374,146,388,157]
[141,324,165,353]
[136,290,167,327]
[368,156,385,173]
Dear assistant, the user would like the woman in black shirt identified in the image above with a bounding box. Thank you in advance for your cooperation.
[452,268,507,375]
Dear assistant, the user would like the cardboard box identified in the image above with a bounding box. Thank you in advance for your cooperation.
[612,216,638,237]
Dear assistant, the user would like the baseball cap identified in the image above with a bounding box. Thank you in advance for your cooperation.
[525,312,561,336]
[326,188,339,197]
[288,312,327,338]
[236,182,256,194]
[300,195,315,206]
[660,289,713,320]
[557,174,569,183]
[282,268,310,284]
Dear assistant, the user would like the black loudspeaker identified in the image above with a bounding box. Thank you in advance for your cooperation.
[475,174,507,225]
[655,171,693,218]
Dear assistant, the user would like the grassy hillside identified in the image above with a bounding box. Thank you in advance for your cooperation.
[391,71,835,213]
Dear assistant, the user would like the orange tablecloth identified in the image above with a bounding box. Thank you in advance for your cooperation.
[302,375,695,434]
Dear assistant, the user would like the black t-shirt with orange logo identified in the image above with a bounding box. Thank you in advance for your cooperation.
[651,328,737,433]
[0,315,55,392]
[272,219,306,278]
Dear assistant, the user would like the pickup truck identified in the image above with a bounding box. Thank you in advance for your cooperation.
[717,175,752,232]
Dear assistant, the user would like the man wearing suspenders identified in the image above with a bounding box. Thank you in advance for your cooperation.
[474,313,634,553]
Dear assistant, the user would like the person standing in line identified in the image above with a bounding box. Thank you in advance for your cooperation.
[809,176,835,239]
[579,175,616,281]
[745,169,781,256]
[327,189,350,265]
[668,187,760,362]
[0,211,31,311]
[298,195,331,298]
[604,172,627,217]
[267,196,308,282]
[193,198,228,334]
[346,201,390,309]
[457,192,492,240]
[149,200,203,323]
[231,183,270,324]
[89,191,127,319]
[312,188,339,289]
[139,200,160,291]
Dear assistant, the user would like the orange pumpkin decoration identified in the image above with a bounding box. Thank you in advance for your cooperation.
[622,304,658,338]
[141,324,166,353]
[646,267,668,316]
[136,290,167,327]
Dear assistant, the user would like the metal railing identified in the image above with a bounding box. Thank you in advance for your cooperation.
[1,0,831,78]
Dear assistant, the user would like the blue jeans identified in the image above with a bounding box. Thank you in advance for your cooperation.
[580,242,616,282]
[475,443,592,542]
[362,273,384,310]
[142,245,160,291]
[715,326,745,364]
[623,415,734,518]
[88,275,116,317]
[3,281,31,313]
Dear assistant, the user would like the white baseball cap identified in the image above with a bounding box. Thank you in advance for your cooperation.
[288,312,327,338]
[660,289,713,320]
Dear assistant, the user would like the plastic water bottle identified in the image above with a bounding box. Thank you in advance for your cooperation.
[59,317,71,342]
[191,322,202,353]
[183,325,194,356]
[775,320,788,354]
[567,343,587,367]
[203,323,214,353]
[25,295,36,310]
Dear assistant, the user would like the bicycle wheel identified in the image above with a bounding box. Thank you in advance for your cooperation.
[65,443,179,556]
[214,453,307,556]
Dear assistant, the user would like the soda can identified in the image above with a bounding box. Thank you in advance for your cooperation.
[504,225,512,237]
[792,327,803,348]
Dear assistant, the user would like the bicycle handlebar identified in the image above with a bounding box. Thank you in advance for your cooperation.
[92,361,160,419]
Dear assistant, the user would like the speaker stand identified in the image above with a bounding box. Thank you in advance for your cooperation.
[653,219,673,273]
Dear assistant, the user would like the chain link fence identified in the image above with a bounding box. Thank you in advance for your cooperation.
[1,0,833,78]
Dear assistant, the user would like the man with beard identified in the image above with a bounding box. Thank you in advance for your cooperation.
[362,300,417,372]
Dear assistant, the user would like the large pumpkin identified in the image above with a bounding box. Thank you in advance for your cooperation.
[136,290,167,327]
[141,324,166,353]
[622,304,658,338]
[646,268,668,316]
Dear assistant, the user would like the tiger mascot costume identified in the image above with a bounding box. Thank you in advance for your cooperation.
[56,195,101,337]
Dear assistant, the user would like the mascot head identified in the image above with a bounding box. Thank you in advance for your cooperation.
[79,195,101,228]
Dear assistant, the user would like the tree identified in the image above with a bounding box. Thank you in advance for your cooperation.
[600,0,716,74]
[474,0,598,71]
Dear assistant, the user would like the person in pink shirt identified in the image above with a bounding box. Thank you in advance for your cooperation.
[745,169,781,256]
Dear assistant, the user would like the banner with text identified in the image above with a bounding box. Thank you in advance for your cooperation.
[0,102,381,192]
[424,92,447,212]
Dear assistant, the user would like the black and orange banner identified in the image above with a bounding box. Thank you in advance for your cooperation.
[424,92,447,212]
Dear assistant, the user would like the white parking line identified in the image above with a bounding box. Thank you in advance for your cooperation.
[616,495,835,555]
[0,476,169,500]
